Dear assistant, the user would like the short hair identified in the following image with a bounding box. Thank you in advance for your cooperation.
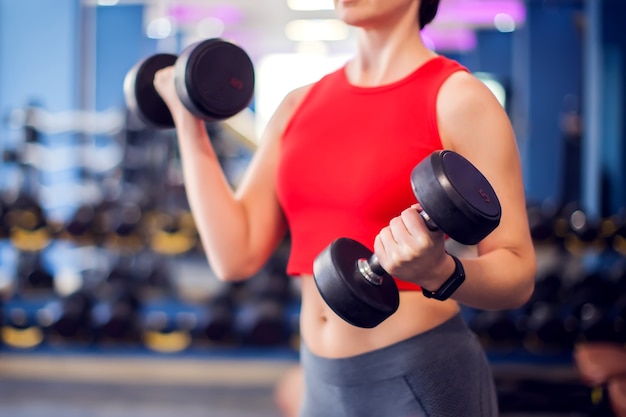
[419,0,440,29]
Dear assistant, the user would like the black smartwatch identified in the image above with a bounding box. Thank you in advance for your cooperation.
[421,253,465,301]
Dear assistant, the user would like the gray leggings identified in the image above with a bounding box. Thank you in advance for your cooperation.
[299,314,498,417]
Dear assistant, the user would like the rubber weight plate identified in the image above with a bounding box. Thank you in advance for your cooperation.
[313,238,399,328]
[124,53,178,129]
[175,39,255,121]
[410,150,501,245]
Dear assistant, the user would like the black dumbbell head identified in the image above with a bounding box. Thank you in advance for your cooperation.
[174,38,254,121]
[313,238,399,328]
[411,150,501,245]
[124,53,178,129]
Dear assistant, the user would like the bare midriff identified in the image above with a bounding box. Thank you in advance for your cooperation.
[298,274,460,358]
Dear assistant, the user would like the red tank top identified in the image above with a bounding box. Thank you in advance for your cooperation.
[276,56,468,291]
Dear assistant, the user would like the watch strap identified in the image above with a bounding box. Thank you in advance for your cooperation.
[422,253,465,301]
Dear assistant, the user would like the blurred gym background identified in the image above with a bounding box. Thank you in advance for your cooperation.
[0,0,625,416]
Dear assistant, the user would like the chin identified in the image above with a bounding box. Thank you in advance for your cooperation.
[337,13,373,28]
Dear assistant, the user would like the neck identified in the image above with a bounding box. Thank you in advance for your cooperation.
[346,15,436,87]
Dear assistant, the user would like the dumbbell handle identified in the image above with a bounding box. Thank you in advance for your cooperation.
[417,208,441,232]
[358,208,440,286]
[358,255,386,285]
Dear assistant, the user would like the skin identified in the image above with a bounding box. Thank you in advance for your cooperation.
[609,376,626,417]
[574,342,626,417]
[575,343,626,386]
[153,0,536,414]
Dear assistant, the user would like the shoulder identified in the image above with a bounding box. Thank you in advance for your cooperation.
[436,69,511,150]
[257,83,315,147]
[280,84,315,118]
[276,66,345,118]
[439,70,501,114]
[261,66,343,143]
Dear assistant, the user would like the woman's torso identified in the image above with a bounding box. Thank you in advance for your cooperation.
[275,56,468,357]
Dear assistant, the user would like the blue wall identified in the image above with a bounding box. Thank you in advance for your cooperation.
[0,0,82,141]
[514,1,584,206]
[0,2,156,126]
[599,0,626,215]
[448,4,585,208]
[94,5,158,111]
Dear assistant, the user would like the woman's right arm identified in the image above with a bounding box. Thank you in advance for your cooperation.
[154,66,309,280]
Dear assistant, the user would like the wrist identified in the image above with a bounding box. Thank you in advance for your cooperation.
[421,252,456,291]
[421,253,465,301]
[174,111,204,131]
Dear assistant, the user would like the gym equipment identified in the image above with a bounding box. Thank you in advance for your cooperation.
[5,194,52,253]
[526,200,559,243]
[91,258,143,344]
[610,211,626,256]
[234,271,291,346]
[124,38,255,129]
[6,105,125,136]
[2,140,124,174]
[518,268,576,353]
[142,305,194,353]
[148,210,197,256]
[3,115,54,252]
[92,288,141,343]
[496,377,613,415]
[523,301,577,353]
[99,201,147,253]
[1,298,47,349]
[61,204,98,245]
[568,270,621,343]
[39,289,95,344]
[468,309,523,350]
[567,208,604,253]
[198,286,236,344]
[314,150,501,328]
[15,251,54,293]
[235,296,288,346]
[0,197,9,239]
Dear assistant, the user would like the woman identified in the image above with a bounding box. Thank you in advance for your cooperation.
[154,0,536,415]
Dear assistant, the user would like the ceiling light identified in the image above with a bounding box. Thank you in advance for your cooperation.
[97,0,119,5]
[285,19,349,42]
[295,41,330,56]
[196,17,225,38]
[287,0,334,11]
[147,17,175,39]
[494,13,516,32]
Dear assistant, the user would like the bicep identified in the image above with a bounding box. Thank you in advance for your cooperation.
[437,73,533,256]
[235,87,311,254]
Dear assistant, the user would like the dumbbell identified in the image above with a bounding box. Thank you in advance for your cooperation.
[39,289,95,344]
[313,150,501,328]
[198,286,237,344]
[468,309,523,349]
[124,38,255,129]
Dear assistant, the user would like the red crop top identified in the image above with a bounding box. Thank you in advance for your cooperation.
[276,56,468,291]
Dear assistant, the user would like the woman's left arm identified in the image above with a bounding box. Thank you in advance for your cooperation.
[438,71,536,309]
[376,71,536,310]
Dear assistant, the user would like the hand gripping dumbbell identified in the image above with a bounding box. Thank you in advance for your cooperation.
[313,150,502,328]
[124,38,255,129]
